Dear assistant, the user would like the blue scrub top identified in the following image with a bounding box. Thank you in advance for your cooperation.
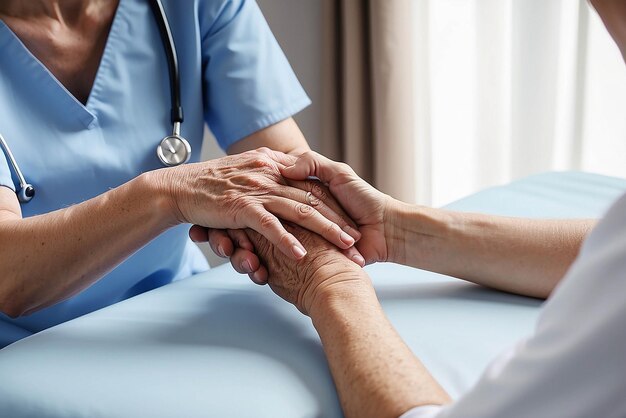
[0,0,310,347]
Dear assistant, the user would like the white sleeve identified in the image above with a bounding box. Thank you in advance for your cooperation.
[422,193,626,418]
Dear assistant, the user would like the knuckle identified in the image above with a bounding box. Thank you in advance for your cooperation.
[278,231,294,248]
[228,195,254,217]
[310,183,327,201]
[295,203,314,220]
[325,222,339,238]
[255,155,275,169]
[258,212,278,230]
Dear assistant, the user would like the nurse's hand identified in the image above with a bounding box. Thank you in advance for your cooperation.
[243,223,370,315]
[160,148,359,261]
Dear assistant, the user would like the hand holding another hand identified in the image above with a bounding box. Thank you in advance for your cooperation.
[160,148,360,263]
[244,223,370,316]
[197,149,367,283]
[279,151,394,265]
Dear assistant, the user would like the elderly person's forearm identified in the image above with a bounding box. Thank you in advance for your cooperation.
[277,151,596,299]
[309,275,450,418]
[386,203,596,299]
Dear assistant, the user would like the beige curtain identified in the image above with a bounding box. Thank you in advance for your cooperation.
[320,0,416,202]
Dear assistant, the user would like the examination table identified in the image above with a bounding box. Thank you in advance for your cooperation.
[1,172,625,418]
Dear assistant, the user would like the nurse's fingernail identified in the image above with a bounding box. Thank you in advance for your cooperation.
[292,244,307,259]
[340,231,355,246]
[352,254,366,267]
[217,245,226,258]
[343,225,362,241]
[243,260,253,273]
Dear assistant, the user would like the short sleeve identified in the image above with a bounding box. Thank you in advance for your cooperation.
[199,0,311,150]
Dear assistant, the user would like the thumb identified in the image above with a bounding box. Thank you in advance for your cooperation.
[281,151,345,183]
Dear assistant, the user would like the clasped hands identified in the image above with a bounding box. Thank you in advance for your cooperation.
[185,148,393,314]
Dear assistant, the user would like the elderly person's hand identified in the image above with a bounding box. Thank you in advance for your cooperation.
[159,148,358,261]
[278,151,393,264]
[244,223,370,315]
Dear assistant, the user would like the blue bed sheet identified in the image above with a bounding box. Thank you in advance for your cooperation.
[0,171,624,418]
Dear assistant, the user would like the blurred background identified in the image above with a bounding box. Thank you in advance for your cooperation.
[201,0,626,264]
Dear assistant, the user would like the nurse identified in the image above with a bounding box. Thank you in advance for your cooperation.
[0,0,359,347]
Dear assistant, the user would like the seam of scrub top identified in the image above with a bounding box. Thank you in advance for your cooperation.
[84,0,129,121]
[217,96,312,149]
[0,18,98,129]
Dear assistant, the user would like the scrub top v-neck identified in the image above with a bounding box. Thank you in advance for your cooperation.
[0,0,311,347]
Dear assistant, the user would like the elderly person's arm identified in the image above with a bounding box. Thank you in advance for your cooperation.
[245,225,450,418]
[253,151,594,299]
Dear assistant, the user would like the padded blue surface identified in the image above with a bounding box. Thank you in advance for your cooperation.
[0,172,624,418]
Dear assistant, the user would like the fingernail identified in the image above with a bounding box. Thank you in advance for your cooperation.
[352,254,366,267]
[292,244,307,259]
[343,225,362,241]
[243,260,253,273]
[340,231,355,246]
[253,270,267,284]
[217,245,226,258]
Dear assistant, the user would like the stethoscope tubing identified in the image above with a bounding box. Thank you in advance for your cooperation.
[0,132,28,189]
[148,0,184,125]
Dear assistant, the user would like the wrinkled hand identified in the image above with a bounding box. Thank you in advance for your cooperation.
[193,149,365,282]
[162,148,358,261]
[279,151,392,264]
[244,223,368,315]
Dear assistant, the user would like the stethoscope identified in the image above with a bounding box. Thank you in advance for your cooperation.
[0,0,189,204]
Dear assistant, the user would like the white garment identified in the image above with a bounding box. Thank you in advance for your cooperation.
[401,192,626,418]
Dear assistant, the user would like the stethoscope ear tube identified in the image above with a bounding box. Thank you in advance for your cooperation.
[0,132,35,203]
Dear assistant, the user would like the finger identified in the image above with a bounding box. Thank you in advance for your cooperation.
[281,151,353,183]
[207,229,233,257]
[263,197,356,250]
[226,229,255,252]
[245,206,308,260]
[248,265,269,285]
[342,246,366,268]
[189,225,209,243]
[230,247,261,275]
[282,179,362,241]
[226,229,268,281]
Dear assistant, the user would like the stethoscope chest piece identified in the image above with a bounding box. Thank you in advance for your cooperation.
[18,184,35,203]
[157,134,191,167]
